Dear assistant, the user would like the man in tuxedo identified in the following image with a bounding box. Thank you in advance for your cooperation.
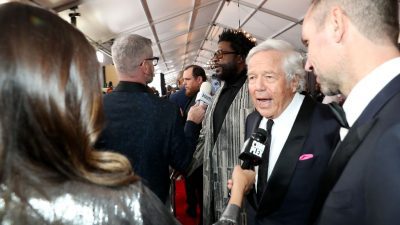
[302,0,400,224]
[240,39,340,225]
[95,34,205,204]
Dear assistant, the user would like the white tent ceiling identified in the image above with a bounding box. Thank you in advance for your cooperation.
[5,0,400,85]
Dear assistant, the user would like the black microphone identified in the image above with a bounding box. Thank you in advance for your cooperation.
[227,128,267,197]
[239,128,268,169]
[213,129,268,225]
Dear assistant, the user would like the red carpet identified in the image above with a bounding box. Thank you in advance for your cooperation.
[174,179,200,225]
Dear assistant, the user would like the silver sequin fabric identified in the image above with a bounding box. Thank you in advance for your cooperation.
[0,180,180,225]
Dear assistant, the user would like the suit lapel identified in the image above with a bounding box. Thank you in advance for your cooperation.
[326,74,400,189]
[246,112,263,139]
[309,118,377,223]
[257,95,316,215]
[327,76,400,187]
[310,75,400,222]
[327,119,377,184]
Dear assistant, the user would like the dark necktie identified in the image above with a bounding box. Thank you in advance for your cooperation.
[309,103,349,223]
[328,102,349,129]
[257,119,274,201]
[328,102,349,161]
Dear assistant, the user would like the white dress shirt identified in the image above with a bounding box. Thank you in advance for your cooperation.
[341,57,400,140]
[255,93,304,190]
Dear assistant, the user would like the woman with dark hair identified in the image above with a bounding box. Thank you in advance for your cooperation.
[0,2,179,224]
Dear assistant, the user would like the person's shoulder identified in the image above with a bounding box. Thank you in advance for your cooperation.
[152,94,181,111]
[63,180,177,224]
[307,101,341,132]
[311,101,335,118]
[1,180,158,224]
[60,180,160,209]
[247,110,259,119]
[246,110,260,125]
[169,89,185,99]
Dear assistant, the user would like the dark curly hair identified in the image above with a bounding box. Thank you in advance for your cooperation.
[218,29,257,59]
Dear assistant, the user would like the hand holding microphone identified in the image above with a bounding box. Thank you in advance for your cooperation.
[226,128,267,196]
[187,82,213,124]
[187,103,206,124]
[195,82,213,108]
[228,166,256,195]
[214,129,267,225]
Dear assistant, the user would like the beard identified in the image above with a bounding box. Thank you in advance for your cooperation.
[315,57,344,96]
[185,87,197,97]
[318,75,341,96]
[215,61,238,81]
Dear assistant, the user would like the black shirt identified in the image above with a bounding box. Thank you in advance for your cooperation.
[212,69,247,143]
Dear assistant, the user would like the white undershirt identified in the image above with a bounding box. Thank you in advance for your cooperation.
[340,57,400,140]
[255,93,304,191]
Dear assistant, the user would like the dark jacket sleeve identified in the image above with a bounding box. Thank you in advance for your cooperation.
[168,107,199,174]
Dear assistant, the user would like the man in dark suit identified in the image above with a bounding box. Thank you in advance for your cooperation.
[245,39,339,225]
[214,39,340,225]
[302,0,400,224]
[95,34,205,204]
[181,65,207,220]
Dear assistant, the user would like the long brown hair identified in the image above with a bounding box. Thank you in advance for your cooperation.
[0,2,138,187]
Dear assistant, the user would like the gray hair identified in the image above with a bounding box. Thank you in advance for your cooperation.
[111,34,153,75]
[246,39,306,92]
[310,0,399,45]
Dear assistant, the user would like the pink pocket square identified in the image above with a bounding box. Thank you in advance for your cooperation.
[299,154,314,161]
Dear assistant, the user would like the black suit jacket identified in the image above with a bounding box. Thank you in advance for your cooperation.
[245,95,340,225]
[316,75,400,225]
[95,81,197,203]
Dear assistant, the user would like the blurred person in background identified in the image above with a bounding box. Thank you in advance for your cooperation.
[181,65,207,223]
[169,71,189,113]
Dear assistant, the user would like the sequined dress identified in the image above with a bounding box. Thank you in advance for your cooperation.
[0,180,180,225]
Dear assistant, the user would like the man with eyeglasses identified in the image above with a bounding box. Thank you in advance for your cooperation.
[187,29,256,224]
[95,34,205,204]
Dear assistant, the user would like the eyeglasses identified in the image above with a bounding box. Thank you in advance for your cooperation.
[139,56,159,66]
[213,50,238,59]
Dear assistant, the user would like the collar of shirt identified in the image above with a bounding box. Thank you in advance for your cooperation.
[341,57,400,140]
[113,81,149,93]
[256,93,304,183]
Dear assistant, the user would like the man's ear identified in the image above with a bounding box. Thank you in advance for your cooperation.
[141,61,151,74]
[236,54,245,64]
[290,75,299,93]
[138,62,146,73]
[330,6,346,43]
[196,76,203,84]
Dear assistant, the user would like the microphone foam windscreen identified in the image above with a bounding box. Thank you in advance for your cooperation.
[199,82,212,95]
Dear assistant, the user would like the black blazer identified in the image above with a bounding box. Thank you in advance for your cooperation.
[316,75,400,225]
[95,81,197,203]
[245,95,340,225]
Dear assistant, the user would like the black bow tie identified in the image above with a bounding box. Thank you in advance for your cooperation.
[328,102,349,129]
